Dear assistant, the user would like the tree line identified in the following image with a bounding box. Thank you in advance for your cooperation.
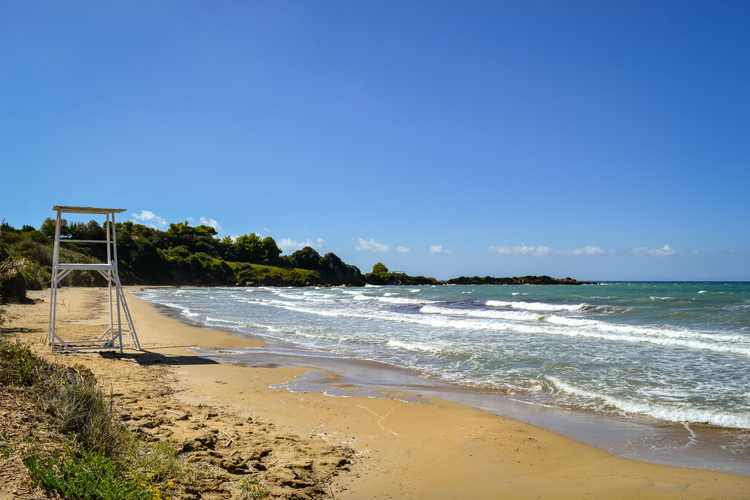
[1,217,591,305]
[0,218,368,301]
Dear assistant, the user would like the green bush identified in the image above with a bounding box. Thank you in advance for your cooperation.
[0,338,50,386]
[26,448,152,500]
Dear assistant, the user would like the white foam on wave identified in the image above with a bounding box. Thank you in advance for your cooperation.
[544,315,750,355]
[152,301,200,319]
[422,304,541,322]
[422,305,750,356]
[548,377,750,429]
[387,339,442,354]
[352,294,432,305]
[251,295,750,357]
[376,296,433,305]
[650,296,691,302]
[486,300,588,312]
[150,290,750,358]
[204,316,242,326]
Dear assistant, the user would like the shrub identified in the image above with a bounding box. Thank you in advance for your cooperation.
[0,338,50,386]
[42,366,130,458]
[25,448,152,500]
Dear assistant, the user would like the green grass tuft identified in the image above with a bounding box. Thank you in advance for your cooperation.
[25,448,152,500]
[0,337,48,386]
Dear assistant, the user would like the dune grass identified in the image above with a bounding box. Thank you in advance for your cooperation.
[0,336,184,499]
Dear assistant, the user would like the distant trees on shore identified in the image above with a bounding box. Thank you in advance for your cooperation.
[0,218,366,291]
[0,218,593,297]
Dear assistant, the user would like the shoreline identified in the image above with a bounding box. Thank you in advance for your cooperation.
[192,345,750,476]
[4,286,749,498]
[143,287,750,476]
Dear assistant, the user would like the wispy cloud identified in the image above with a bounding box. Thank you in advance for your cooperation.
[279,238,326,253]
[429,245,453,254]
[488,245,553,256]
[396,246,410,253]
[356,238,391,253]
[631,244,681,256]
[198,217,222,232]
[132,210,167,228]
[564,246,612,256]
[488,244,614,257]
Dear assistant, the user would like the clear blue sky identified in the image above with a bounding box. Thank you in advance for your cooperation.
[2,1,748,281]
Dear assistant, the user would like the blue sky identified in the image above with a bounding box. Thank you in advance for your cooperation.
[2,1,748,281]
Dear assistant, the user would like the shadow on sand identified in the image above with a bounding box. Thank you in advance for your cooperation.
[99,347,220,367]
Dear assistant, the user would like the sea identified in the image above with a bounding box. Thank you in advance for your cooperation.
[135,282,750,474]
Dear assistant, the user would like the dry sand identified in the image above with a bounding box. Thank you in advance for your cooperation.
[2,286,749,499]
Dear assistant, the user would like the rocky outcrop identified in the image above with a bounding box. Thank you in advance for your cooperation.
[446,275,598,285]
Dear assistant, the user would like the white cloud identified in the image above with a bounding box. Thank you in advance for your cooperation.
[356,238,391,252]
[488,244,614,257]
[278,238,326,253]
[488,245,553,257]
[429,245,453,254]
[132,210,167,228]
[396,246,410,253]
[691,249,700,254]
[631,244,682,256]
[199,217,222,232]
[564,246,611,256]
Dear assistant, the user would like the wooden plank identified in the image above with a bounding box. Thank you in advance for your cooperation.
[52,206,126,214]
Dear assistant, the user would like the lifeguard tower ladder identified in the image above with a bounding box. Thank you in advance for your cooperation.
[48,206,141,352]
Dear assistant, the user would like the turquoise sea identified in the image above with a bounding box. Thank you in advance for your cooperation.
[136,282,750,473]
[137,282,749,430]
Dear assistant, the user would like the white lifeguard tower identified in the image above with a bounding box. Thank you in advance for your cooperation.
[48,206,141,352]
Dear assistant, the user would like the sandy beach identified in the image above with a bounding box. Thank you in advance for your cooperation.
[2,286,749,499]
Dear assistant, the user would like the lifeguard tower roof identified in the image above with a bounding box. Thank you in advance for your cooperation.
[52,206,127,214]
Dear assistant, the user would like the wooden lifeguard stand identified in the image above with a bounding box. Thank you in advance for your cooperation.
[48,206,141,352]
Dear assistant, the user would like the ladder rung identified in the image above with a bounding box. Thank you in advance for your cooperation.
[57,263,116,271]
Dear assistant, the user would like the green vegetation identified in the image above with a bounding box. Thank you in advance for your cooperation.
[239,476,268,499]
[25,448,152,500]
[42,365,130,457]
[0,218,365,289]
[0,337,51,386]
[446,275,595,285]
[1,217,592,291]
[364,262,439,286]
[0,336,183,498]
